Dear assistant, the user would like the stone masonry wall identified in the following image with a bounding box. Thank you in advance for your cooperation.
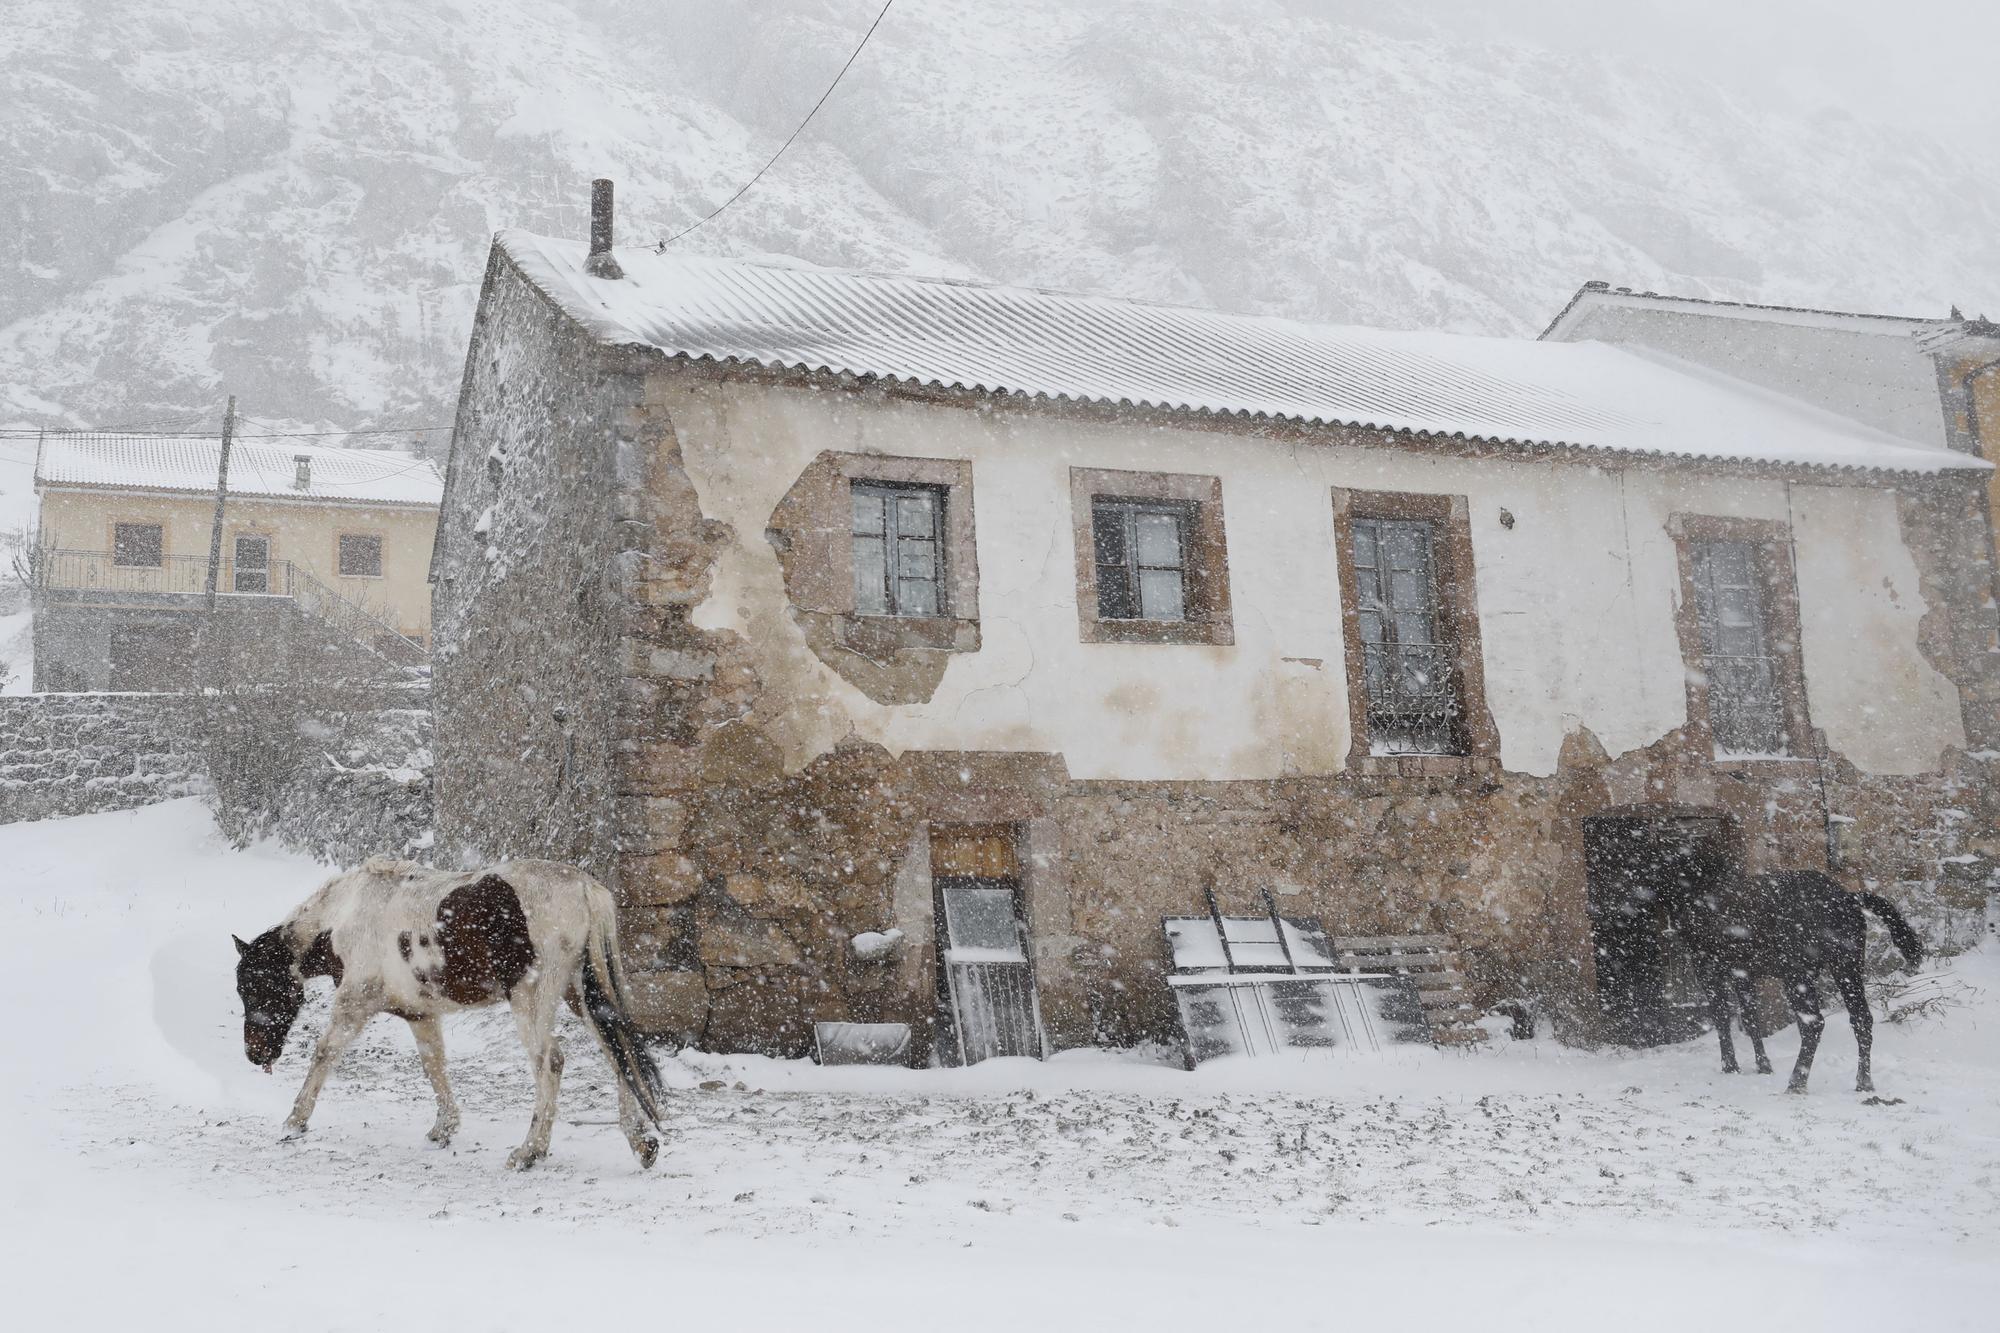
[0,693,201,823]
[432,296,2000,1060]
[431,250,651,875]
[588,368,2000,1059]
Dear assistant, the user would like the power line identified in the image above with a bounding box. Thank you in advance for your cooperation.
[0,424,452,441]
[655,0,894,249]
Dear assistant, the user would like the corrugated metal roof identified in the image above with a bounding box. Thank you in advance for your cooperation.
[498,230,1982,476]
[34,435,444,506]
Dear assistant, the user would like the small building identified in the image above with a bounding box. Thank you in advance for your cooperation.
[31,434,443,691]
[1541,285,2000,543]
[432,202,2000,1062]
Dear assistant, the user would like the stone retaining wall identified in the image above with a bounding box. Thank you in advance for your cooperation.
[0,693,202,823]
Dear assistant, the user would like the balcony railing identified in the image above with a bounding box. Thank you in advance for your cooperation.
[31,547,427,670]
[32,548,297,599]
[1361,639,1462,756]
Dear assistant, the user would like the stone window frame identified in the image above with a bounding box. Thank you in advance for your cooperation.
[771,451,981,660]
[839,455,980,654]
[1070,466,1234,646]
[1330,487,1499,773]
[1668,513,1813,765]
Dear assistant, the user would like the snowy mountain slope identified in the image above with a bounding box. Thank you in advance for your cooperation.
[3,0,1997,434]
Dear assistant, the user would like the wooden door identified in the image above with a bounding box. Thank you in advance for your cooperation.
[931,827,1046,1065]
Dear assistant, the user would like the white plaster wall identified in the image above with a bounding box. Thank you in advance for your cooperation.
[669,379,1961,781]
[1790,484,1965,773]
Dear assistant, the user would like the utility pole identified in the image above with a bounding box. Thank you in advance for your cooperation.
[203,395,237,612]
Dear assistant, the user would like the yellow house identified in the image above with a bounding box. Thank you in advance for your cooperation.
[31,433,442,691]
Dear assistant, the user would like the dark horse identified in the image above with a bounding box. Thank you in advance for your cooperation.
[1661,868,1923,1094]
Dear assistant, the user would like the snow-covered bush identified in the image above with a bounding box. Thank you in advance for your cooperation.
[190,679,432,865]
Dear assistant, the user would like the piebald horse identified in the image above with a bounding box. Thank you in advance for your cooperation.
[233,857,666,1169]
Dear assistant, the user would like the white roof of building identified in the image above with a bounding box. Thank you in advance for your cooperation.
[1540,284,1953,340]
[35,435,444,507]
[498,230,1982,476]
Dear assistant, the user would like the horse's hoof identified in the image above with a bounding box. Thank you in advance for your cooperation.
[506,1147,544,1171]
[635,1136,659,1170]
[1756,1062,1773,1075]
[1856,1080,1875,1094]
[1786,1082,1809,1095]
[280,1119,309,1140]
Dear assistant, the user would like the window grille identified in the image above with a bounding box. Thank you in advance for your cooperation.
[1688,539,1787,755]
[1351,516,1460,754]
[1092,498,1192,621]
[852,481,945,617]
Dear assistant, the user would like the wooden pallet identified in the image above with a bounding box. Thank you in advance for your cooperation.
[1326,933,1486,1046]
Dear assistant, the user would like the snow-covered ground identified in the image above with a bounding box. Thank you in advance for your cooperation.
[4,800,1996,1330]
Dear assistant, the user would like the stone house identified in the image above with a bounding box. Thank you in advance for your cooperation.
[432,197,2000,1061]
[31,434,442,690]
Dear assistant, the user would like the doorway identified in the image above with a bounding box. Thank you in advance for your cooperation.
[1581,813,1732,1046]
[233,535,271,594]
[930,825,1047,1065]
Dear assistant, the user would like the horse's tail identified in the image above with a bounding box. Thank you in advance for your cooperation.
[580,885,667,1129]
[1857,892,1925,971]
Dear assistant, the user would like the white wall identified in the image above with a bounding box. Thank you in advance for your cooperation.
[668,380,1964,781]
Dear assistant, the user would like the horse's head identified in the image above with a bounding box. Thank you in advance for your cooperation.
[233,929,303,1072]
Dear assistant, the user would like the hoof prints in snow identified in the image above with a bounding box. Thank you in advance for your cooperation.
[67,1069,1995,1244]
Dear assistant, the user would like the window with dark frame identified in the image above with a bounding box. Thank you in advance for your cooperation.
[1688,538,1788,756]
[1092,498,1192,622]
[338,533,383,578]
[112,522,163,568]
[852,481,946,618]
[1351,516,1461,755]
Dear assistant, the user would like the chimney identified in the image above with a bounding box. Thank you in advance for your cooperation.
[586,178,624,280]
[293,454,311,491]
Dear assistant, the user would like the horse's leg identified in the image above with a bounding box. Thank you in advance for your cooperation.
[408,1016,460,1145]
[1730,971,1773,1074]
[506,979,565,1170]
[569,985,660,1169]
[283,991,373,1135]
[1784,975,1826,1095]
[1704,964,1739,1073]
[1833,967,1875,1093]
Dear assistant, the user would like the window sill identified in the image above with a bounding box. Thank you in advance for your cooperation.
[840,613,979,657]
[1080,616,1233,647]
[1350,753,1498,779]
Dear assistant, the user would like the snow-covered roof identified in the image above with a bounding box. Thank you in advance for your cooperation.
[1540,283,1952,340]
[497,230,1982,476]
[34,435,444,507]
